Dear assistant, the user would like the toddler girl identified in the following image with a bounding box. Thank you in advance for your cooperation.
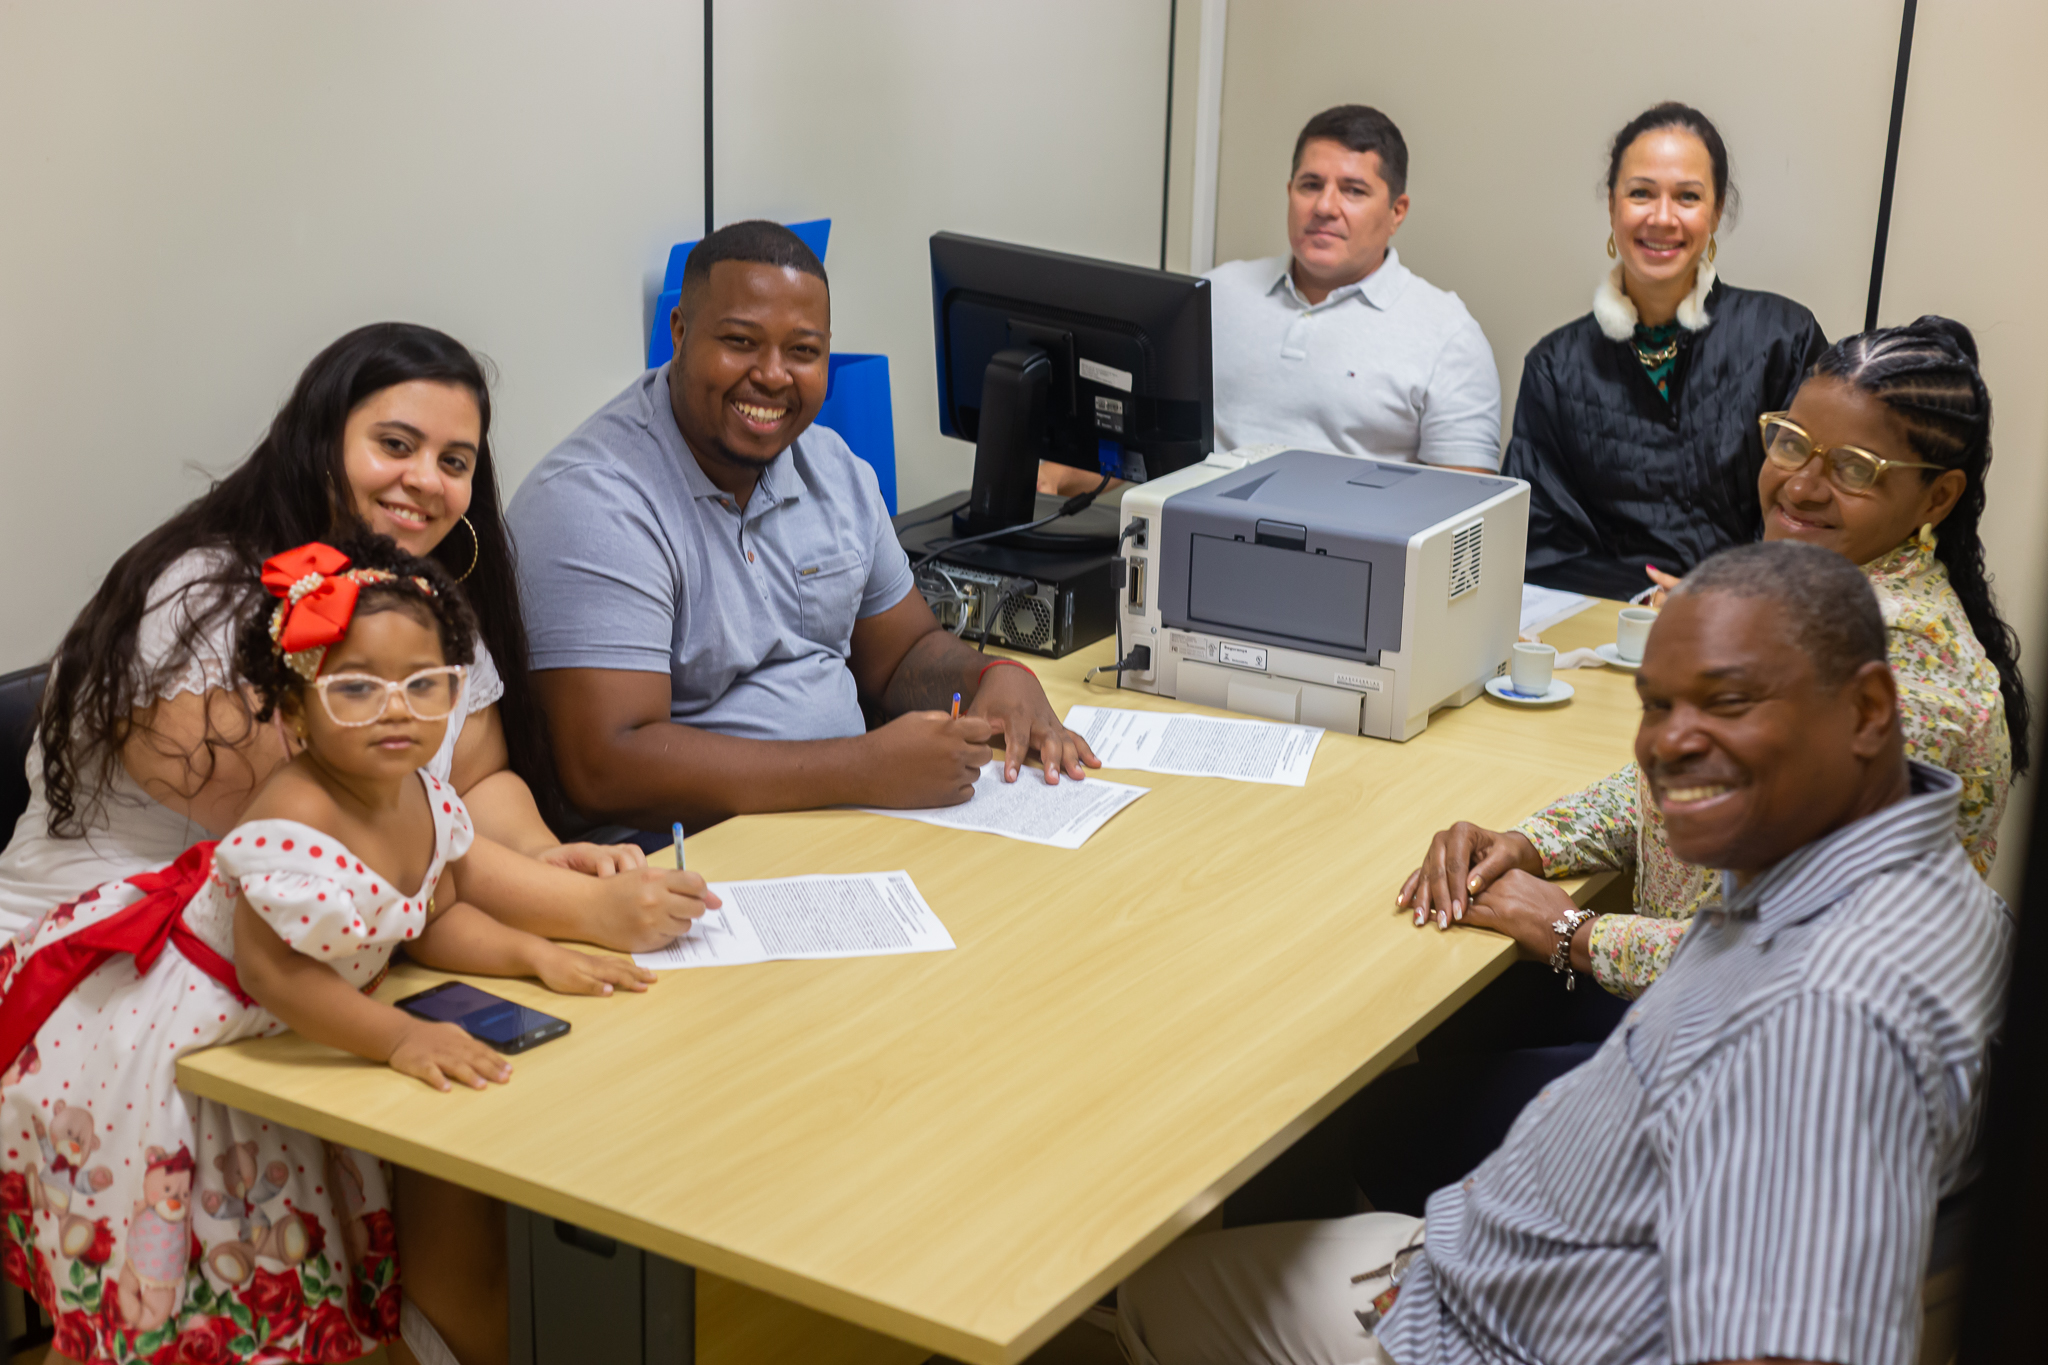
[0,537,659,1364]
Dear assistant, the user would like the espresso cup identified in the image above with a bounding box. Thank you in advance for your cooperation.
[1510,642,1556,697]
[1616,606,1657,663]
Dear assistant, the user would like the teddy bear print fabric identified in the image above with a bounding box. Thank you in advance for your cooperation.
[0,772,472,1363]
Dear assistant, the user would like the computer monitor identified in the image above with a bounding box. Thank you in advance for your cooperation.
[929,232,1212,541]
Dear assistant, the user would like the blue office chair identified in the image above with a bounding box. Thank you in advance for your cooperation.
[818,353,896,513]
[646,218,831,369]
[644,219,897,511]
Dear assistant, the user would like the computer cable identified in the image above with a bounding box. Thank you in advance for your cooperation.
[1083,644,1152,687]
[1086,518,1154,686]
[910,473,1113,573]
[974,577,1036,652]
[921,565,977,635]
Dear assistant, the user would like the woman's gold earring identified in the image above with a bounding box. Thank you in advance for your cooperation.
[1919,522,1938,551]
[1707,236,1718,264]
[1606,234,1617,260]
[454,514,480,583]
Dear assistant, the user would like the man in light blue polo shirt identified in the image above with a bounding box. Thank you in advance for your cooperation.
[510,221,1095,832]
[1209,104,1501,472]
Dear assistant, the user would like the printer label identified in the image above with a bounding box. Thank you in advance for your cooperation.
[1219,642,1269,672]
[1094,395,1126,434]
[1079,358,1133,392]
[1170,632,1218,662]
[1335,669,1384,692]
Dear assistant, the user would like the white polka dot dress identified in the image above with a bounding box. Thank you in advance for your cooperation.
[0,773,473,1363]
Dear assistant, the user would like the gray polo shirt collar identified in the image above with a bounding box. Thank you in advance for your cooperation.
[652,364,805,520]
[1714,760,1962,944]
[1266,245,1412,313]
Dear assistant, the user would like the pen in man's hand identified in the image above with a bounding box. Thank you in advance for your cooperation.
[672,821,686,872]
[951,691,961,719]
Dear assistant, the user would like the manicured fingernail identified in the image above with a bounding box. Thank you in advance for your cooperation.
[1413,910,1424,926]
[1454,905,1464,922]
[1468,875,1482,892]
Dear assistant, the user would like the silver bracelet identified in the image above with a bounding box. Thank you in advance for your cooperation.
[1549,908,1596,990]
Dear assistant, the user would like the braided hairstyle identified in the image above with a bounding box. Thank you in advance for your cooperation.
[1810,315,2029,775]
[234,533,478,725]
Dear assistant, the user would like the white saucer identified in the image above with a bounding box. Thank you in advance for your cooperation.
[1594,643,1643,671]
[1485,676,1575,706]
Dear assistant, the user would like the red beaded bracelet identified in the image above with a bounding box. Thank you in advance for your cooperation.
[977,658,1036,684]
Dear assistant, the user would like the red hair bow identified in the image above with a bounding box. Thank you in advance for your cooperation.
[261,542,362,661]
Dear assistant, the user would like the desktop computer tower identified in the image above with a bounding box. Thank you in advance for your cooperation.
[895,494,1118,659]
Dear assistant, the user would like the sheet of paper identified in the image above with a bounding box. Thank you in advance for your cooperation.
[1520,583,1593,635]
[858,760,1148,849]
[1064,705,1322,786]
[633,870,953,969]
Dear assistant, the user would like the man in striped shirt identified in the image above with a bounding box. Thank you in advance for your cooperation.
[1117,541,2013,1365]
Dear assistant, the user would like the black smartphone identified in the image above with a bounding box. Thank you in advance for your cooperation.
[395,981,570,1054]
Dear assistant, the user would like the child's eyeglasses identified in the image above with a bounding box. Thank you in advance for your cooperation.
[1758,412,1944,495]
[310,666,467,727]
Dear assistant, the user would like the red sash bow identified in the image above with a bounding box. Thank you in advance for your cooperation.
[0,842,252,1073]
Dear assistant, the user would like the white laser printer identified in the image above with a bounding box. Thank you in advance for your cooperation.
[1114,446,1528,741]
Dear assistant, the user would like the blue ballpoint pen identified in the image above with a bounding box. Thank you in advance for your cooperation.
[672,821,686,871]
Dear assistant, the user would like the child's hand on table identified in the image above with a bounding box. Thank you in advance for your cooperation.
[590,866,720,954]
[389,1020,513,1092]
[534,944,658,997]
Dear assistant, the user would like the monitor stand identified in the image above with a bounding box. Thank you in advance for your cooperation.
[950,493,1123,550]
[960,344,1119,551]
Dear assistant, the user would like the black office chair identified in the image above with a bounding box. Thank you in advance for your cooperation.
[0,669,40,1365]
[0,664,46,841]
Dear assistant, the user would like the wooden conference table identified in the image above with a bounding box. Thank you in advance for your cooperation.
[179,602,1641,1364]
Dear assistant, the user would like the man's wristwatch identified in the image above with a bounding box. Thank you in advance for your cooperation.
[1549,908,1596,991]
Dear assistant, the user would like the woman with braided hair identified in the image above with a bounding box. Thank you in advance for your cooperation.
[1469,315,2023,1002]
[1209,316,2026,1235]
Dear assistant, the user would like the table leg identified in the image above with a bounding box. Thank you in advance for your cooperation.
[506,1205,695,1365]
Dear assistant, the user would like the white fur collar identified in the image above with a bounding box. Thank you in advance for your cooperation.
[1593,259,1717,340]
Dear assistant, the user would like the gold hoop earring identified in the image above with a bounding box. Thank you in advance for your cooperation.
[1918,522,1938,552]
[453,514,480,583]
[1707,236,1718,264]
[1606,233,1617,260]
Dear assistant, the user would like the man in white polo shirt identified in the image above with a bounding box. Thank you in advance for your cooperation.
[1210,104,1501,472]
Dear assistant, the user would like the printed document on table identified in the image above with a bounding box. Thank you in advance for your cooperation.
[1521,583,1592,635]
[634,870,953,969]
[1064,705,1322,786]
[858,760,1148,849]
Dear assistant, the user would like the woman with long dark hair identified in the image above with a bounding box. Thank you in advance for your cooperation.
[0,324,715,1365]
[0,324,698,955]
[1507,102,1827,598]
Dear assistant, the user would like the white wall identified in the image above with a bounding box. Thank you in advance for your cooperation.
[1209,0,1900,439]
[1883,0,2048,900]
[710,0,1174,515]
[0,0,705,672]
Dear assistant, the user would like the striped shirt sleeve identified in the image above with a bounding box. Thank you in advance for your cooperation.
[1662,993,1935,1365]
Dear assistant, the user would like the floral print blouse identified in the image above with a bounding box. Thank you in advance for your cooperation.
[1515,538,2011,999]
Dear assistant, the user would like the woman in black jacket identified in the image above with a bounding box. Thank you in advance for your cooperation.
[1505,103,1825,599]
